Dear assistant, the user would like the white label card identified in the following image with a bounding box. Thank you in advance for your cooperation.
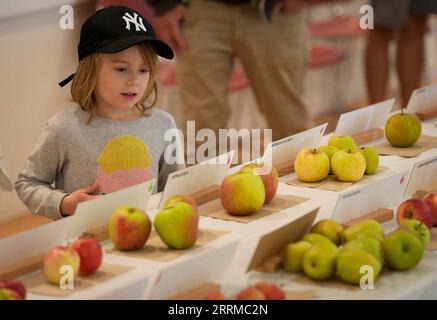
[404,152,437,198]
[262,123,328,165]
[158,151,235,209]
[67,179,156,240]
[0,217,73,269]
[332,170,409,223]
[334,99,395,136]
[406,83,437,114]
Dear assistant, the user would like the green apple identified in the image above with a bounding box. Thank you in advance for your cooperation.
[294,148,330,182]
[331,149,366,182]
[154,195,199,250]
[317,145,339,174]
[342,236,384,265]
[399,219,431,249]
[310,219,344,245]
[337,248,382,285]
[385,111,422,147]
[302,233,335,246]
[341,220,384,244]
[220,167,265,215]
[282,241,312,273]
[328,135,357,151]
[359,147,380,175]
[383,230,424,270]
[302,242,339,280]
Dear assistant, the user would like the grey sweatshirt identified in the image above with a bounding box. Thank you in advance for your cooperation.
[15,106,184,220]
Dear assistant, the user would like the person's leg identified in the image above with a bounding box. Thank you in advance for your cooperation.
[235,6,310,141]
[365,0,409,104]
[176,0,234,158]
[396,3,430,107]
[365,26,393,104]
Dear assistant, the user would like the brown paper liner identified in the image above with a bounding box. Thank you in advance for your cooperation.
[199,194,309,223]
[106,229,228,262]
[22,263,134,297]
[374,135,437,158]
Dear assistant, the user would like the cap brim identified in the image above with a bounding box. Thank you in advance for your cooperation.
[98,35,174,59]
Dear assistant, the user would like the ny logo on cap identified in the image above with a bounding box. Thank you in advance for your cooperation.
[122,12,147,32]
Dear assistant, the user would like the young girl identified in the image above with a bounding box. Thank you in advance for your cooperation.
[14,6,184,220]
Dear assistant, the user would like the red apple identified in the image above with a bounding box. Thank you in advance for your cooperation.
[44,245,80,285]
[243,162,279,204]
[397,198,433,230]
[253,282,285,300]
[204,291,225,300]
[0,288,23,300]
[423,193,437,226]
[71,237,103,276]
[0,279,26,299]
[236,287,266,300]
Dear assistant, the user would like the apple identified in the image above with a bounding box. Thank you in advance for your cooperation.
[236,287,265,300]
[383,230,424,270]
[282,241,312,273]
[385,111,422,147]
[204,291,225,300]
[337,248,382,285]
[253,282,285,300]
[154,195,199,250]
[328,135,357,151]
[331,149,366,182]
[44,245,80,285]
[302,233,335,245]
[359,147,379,175]
[341,220,384,244]
[342,236,384,265]
[108,206,152,251]
[423,193,437,226]
[0,288,22,300]
[317,145,338,174]
[294,148,330,182]
[310,219,344,245]
[0,279,26,299]
[243,162,278,204]
[399,219,431,249]
[302,242,338,281]
[71,237,103,276]
[396,198,433,230]
[220,168,265,215]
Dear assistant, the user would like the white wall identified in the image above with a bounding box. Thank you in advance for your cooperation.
[0,1,96,222]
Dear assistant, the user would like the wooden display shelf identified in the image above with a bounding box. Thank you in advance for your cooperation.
[351,128,385,146]
[415,109,437,121]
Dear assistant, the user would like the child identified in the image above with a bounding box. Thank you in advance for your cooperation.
[14,6,184,220]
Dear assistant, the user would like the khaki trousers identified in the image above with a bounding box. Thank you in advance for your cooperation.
[177,0,311,142]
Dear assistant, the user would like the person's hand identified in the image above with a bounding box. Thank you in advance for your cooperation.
[154,4,187,53]
[273,0,305,16]
[60,182,100,216]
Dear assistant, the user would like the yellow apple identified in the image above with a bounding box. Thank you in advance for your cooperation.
[328,135,357,150]
[385,111,422,147]
[294,148,330,182]
[331,149,366,182]
[310,219,344,245]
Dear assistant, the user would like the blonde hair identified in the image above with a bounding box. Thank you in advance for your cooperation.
[71,43,159,124]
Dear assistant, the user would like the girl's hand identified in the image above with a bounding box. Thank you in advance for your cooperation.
[60,182,100,216]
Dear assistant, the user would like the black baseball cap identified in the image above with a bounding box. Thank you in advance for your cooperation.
[59,5,174,87]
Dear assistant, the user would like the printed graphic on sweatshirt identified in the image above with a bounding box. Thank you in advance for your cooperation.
[96,135,152,193]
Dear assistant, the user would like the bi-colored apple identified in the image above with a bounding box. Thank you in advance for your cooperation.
[422,193,437,226]
[108,206,152,251]
[243,162,278,204]
[236,287,265,300]
[220,168,265,215]
[44,245,80,285]
[253,282,285,300]
[0,288,23,300]
[154,195,199,250]
[0,279,26,299]
[396,198,433,230]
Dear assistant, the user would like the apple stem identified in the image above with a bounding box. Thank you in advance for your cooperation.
[313,148,317,153]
